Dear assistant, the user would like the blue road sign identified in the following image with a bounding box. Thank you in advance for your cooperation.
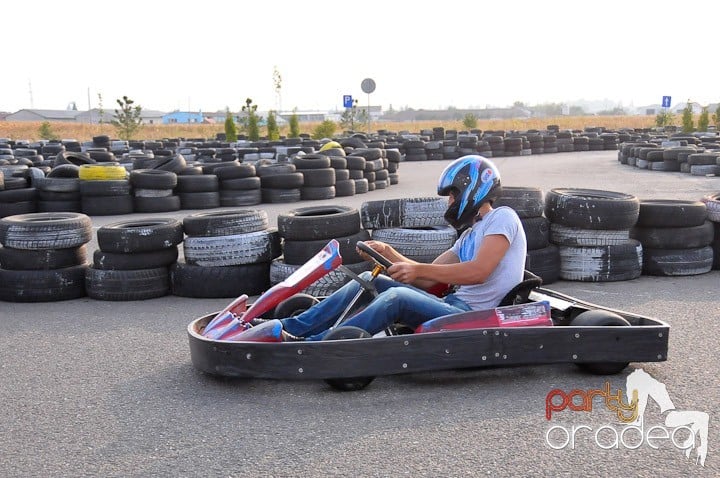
[343,95,353,108]
[662,96,672,108]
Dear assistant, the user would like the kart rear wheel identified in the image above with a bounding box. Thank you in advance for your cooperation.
[571,310,631,375]
[322,326,375,391]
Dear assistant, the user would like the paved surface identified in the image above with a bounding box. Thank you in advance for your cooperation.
[1,151,719,477]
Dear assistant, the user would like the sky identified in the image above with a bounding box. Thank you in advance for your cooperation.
[2,0,718,114]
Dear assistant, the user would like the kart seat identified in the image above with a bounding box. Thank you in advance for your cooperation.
[497,270,543,306]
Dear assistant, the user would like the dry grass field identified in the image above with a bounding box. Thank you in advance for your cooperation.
[0,115,661,143]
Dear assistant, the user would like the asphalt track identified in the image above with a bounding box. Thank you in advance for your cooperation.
[1,151,719,477]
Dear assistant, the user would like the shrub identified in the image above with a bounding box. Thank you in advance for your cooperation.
[241,98,261,141]
[312,120,337,139]
[713,104,720,129]
[655,110,674,128]
[698,107,709,132]
[266,111,280,141]
[681,101,694,133]
[224,109,238,142]
[38,121,57,140]
[289,109,300,138]
[462,113,478,129]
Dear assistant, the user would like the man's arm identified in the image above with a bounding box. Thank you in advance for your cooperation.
[387,234,511,286]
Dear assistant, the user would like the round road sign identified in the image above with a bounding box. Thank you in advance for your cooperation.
[361,78,376,94]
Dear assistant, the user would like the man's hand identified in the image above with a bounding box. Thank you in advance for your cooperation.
[356,240,389,263]
[387,262,418,284]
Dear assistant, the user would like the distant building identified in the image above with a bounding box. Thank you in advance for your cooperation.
[5,109,80,122]
[163,111,205,124]
[5,108,165,124]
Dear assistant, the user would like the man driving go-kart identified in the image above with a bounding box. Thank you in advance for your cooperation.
[242,155,527,341]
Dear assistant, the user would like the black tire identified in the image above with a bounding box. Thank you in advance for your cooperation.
[570,310,631,375]
[323,326,375,391]
[133,195,181,213]
[85,267,170,301]
[129,169,177,189]
[183,229,281,266]
[636,200,708,227]
[282,229,371,265]
[81,195,134,216]
[370,226,456,263]
[170,261,270,298]
[277,205,361,240]
[521,216,550,250]
[558,241,642,282]
[0,264,87,302]
[0,212,92,250]
[93,247,179,270]
[183,209,268,237]
[360,197,447,229]
[97,218,184,253]
[630,221,714,249]
[494,186,544,218]
[544,188,639,230]
[0,244,87,270]
[642,246,714,276]
[220,189,262,206]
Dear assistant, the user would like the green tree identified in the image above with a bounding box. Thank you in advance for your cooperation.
[266,110,280,141]
[698,106,709,132]
[289,108,300,138]
[462,112,478,129]
[312,119,337,139]
[111,95,143,140]
[224,108,238,142]
[655,110,674,128]
[241,98,261,141]
[681,100,694,133]
[713,104,720,129]
[38,121,57,140]
[272,66,282,111]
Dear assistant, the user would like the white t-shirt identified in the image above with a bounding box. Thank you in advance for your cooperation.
[449,206,527,310]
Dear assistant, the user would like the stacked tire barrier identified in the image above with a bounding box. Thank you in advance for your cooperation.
[171,210,278,298]
[87,218,183,300]
[495,187,559,285]
[0,212,91,302]
[78,163,133,216]
[630,200,714,276]
[544,188,643,282]
[129,169,181,213]
[360,197,454,264]
[215,163,261,206]
[258,162,303,204]
[271,205,371,296]
[702,193,720,270]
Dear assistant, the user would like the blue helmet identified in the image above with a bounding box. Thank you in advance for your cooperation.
[437,155,502,228]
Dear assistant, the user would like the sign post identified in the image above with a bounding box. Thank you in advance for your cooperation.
[343,95,353,109]
[360,78,376,135]
[662,96,672,108]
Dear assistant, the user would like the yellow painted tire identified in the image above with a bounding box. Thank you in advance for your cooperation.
[319,141,342,152]
[78,164,128,181]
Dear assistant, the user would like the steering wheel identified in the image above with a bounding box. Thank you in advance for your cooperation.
[356,241,393,269]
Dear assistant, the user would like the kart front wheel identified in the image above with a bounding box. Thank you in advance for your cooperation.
[322,326,376,391]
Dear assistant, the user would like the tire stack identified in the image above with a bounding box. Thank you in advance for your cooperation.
[171,210,279,298]
[292,154,336,201]
[34,172,82,213]
[78,163,133,216]
[215,163,262,206]
[702,193,720,270]
[0,212,91,302]
[687,152,720,176]
[271,205,371,297]
[495,187,559,285]
[175,173,220,210]
[0,166,36,217]
[385,148,402,185]
[129,169,181,213]
[544,188,642,282]
[350,148,388,192]
[485,134,505,157]
[345,154,369,194]
[556,131,575,153]
[361,197,454,264]
[402,140,427,162]
[257,162,303,203]
[87,218,183,300]
[323,153,356,197]
[630,200,714,276]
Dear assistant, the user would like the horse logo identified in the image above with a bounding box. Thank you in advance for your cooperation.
[626,368,709,466]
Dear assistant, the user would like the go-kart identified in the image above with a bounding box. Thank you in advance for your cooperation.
[187,240,670,391]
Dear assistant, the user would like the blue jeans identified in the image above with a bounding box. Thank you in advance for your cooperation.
[280,272,472,341]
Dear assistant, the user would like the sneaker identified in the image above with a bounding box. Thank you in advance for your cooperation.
[281,330,305,342]
[249,318,271,327]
